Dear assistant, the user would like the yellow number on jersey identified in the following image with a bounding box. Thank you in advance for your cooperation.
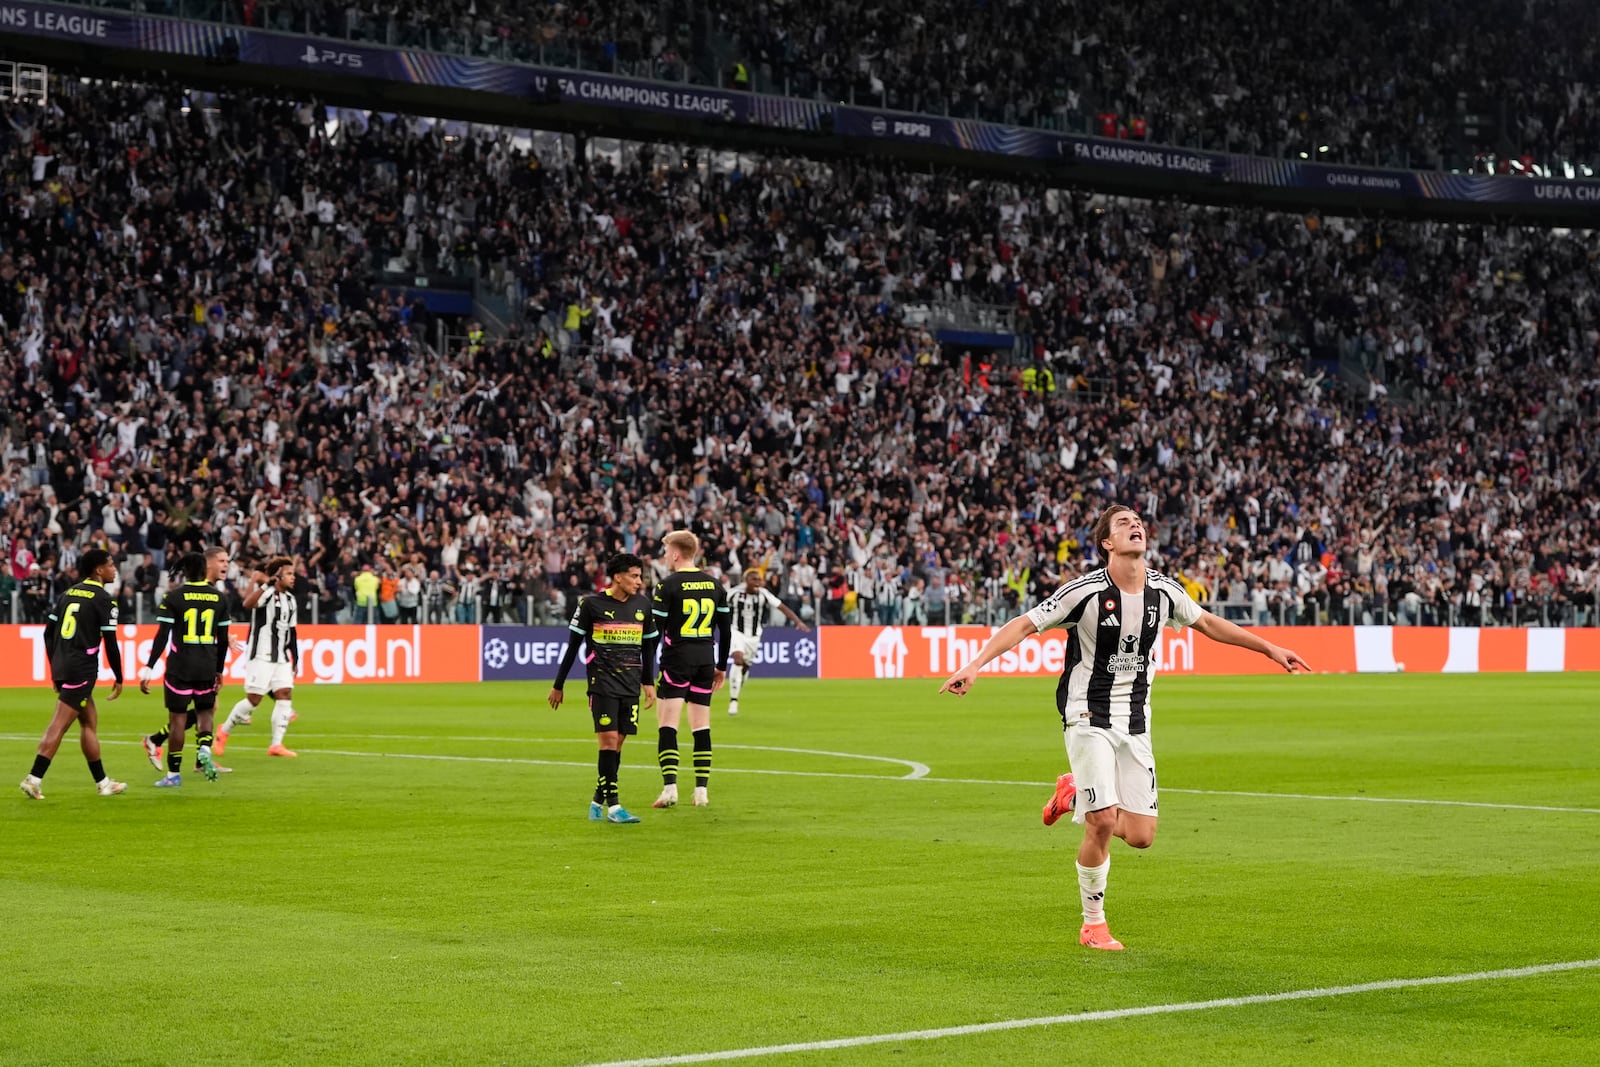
[58,602,82,639]
[679,596,716,638]
[182,607,216,644]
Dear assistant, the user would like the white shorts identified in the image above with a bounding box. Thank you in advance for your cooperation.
[244,659,295,696]
[1065,724,1158,822]
[731,633,761,665]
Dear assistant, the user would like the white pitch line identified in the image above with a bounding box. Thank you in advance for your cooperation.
[302,748,925,784]
[575,958,1600,1067]
[1,735,1596,814]
[1162,787,1600,816]
[4,733,931,779]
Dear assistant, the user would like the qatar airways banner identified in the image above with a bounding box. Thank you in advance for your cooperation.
[0,624,480,687]
[479,626,819,682]
[817,625,1600,679]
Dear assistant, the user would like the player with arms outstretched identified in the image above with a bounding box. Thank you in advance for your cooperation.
[19,549,129,799]
[216,557,300,757]
[548,553,659,824]
[724,567,810,716]
[940,505,1309,950]
[651,531,730,808]
[138,551,228,787]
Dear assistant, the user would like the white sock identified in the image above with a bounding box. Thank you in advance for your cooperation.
[224,699,254,731]
[270,703,293,747]
[1077,858,1110,926]
[729,665,745,699]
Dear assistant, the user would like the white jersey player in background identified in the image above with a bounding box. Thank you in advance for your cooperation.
[724,568,811,715]
[940,505,1308,951]
[216,557,302,758]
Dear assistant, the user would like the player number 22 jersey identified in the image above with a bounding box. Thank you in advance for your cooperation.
[653,569,730,666]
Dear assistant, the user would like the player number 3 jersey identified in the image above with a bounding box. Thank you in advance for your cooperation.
[1025,568,1203,736]
[570,593,657,699]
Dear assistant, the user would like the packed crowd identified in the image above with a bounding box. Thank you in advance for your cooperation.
[1,81,1597,633]
[715,0,1600,169]
[89,0,1600,170]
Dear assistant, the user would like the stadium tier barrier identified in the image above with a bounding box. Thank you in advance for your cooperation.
[1,626,1596,687]
[4,0,1600,219]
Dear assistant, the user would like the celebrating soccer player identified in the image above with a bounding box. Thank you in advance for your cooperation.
[939,505,1310,950]
[724,567,810,716]
[651,531,731,809]
[216,557,301,758]
[18,549,129,800]
[548,553,659,824]
[138,551,228,787]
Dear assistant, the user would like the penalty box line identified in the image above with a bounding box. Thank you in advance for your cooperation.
[575,957,1600,1067]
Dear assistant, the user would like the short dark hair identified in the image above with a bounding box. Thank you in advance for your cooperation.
[606,553,644,577]
[1092,505,1137,553]
[177,552,208,582]
[79,548,113,577]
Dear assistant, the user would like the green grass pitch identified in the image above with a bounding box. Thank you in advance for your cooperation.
[3,673,1599,1066]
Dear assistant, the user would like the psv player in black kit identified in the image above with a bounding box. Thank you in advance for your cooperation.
[19,549,129,799]
[138,551,228,787]
[548,554,659,824]
[651,530,730,810]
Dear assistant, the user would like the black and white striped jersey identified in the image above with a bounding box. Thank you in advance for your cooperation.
[727,586,783,637]
[248,589,299,663]
[1025,568,1203,735]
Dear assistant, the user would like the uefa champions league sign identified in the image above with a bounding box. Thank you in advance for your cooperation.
[478,627,819,681]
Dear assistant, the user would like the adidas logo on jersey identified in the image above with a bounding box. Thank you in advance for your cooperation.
[1100,613,1120,627]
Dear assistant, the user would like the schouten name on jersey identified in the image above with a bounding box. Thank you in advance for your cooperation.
[1025,568,1203,735]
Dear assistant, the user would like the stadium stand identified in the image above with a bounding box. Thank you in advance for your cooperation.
[0,80,1596,631]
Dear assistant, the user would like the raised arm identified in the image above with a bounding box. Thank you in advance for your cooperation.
[239,573,270,611]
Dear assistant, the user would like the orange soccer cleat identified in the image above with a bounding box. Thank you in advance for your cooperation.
[267,745,298,758]
[1079,922,1124,951]
[212,731,229,756]
[1042,774,1076,826]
